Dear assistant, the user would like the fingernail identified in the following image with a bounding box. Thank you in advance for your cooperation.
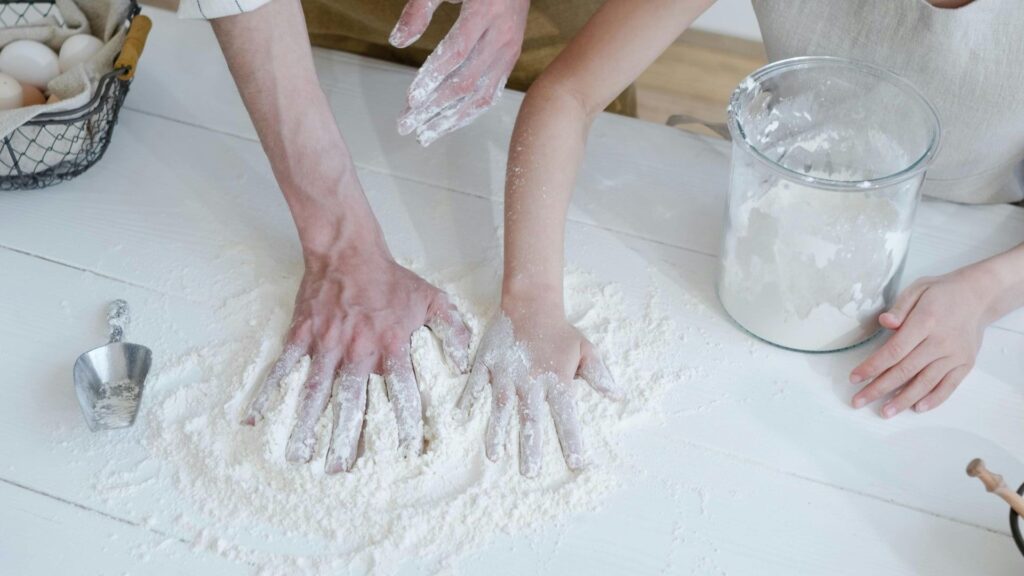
[914,402,929,413]
[397,116,415,135]
[388,25,406,47]
[882,405,897,418]
[849,373,864,385]
[852,397,866,409]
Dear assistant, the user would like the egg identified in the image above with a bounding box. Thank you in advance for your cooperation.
[46,93,60,104]
[59,34,103,73]
[0,72,22,109]
[0,40,60,89]
[20,83,44,106]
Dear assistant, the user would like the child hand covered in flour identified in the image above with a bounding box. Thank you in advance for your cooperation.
[461,0,715,476]
[391,0,530,145]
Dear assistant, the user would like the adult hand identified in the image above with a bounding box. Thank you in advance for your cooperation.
[390,0,530,146]
[849,267,998,417]
[457,296,622,477]
[242,252,472,474]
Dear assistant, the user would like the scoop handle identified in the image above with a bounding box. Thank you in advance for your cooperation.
[107,299,130,343]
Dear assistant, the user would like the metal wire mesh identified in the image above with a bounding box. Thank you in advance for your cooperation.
[0,0,139,190]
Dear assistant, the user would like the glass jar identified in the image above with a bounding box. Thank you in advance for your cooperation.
[718,57,941,352]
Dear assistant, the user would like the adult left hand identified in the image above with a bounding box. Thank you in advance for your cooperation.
[849,268,992,417]
[389,0,530,146]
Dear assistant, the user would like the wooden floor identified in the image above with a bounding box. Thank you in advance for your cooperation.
[636,29,766,131]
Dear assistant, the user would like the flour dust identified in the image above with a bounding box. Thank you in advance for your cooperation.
[73,263,688,575]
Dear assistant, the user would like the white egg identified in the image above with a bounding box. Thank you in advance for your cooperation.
[0,72,22,110]
[59,34,103,73]
[0,40,60,89]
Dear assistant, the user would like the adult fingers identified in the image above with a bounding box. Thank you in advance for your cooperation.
[484,369,515,462]
[577,341,623,400]
[384,348,424,457]
[389,0,442,48]
[851,339,940,408]
[548,379,585,471]
[415,72,505,146]
[517,375,547,478]
[324,363,371,474]
[915,364,971,413]
[407,12,488,107]
[850,319,928,385]
[880,358,955,418]
[425,295,473,373]
[879,279,930,329]
[285,354,338,463]
[398,34,495,135]
[456,359,490,419]
[242,344,304,425]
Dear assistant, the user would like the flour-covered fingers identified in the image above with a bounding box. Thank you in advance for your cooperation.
[577,342,622,400]
[285,354,337,463]
[384,348,424,457]
[426,296,473,373]
[517,375,547,478]
[852,340,939,408]
[456,360,490,419]
[242,344,304,425]
[484,370,515,462]
[398,42,492,136]
[850,322,928,385]
[407,15,488,107]
[415,71,507,147]
[325,365,370,474]
[389,0,442,48]
[915,365,970,413]
[880,358,954,418]
[548,379,585,471]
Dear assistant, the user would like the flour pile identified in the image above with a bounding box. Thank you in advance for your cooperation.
[718,172,915,352]
[88,264,685,574]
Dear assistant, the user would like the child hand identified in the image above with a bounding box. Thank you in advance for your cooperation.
[849,268,995,417]
[458,296,623,477]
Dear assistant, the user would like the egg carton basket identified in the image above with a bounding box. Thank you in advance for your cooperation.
[0,0,149,190]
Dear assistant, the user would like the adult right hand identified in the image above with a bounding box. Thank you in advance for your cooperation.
[390,0,530,146]
[243,251,472,474]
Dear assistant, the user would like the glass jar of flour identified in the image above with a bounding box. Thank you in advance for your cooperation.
[718,57,941,352]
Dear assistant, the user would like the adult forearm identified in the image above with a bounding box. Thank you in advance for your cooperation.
[211,0,387,259]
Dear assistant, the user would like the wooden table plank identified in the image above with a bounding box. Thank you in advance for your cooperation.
[0,245,1017,574]
[0,104,1021,534]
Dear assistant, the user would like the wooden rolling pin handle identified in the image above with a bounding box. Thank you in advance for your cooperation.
[967,458,1024,518]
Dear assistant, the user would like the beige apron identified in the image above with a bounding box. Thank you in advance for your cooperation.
[751,0,1024,204]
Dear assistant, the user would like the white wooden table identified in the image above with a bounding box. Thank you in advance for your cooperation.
[2,8,1024,575]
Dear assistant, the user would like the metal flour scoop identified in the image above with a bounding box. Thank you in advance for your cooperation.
[73,300,152,431]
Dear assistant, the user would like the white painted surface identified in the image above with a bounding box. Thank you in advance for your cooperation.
[1,7,1022,574]
[692,0,762,41]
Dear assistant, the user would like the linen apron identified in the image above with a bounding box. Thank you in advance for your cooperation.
[752,0,1024,204]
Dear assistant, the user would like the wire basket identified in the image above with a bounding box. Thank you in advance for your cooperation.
[0,0,149,190]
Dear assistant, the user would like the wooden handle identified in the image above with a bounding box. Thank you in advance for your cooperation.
[115,15,153,80]
[967,458,1024,517]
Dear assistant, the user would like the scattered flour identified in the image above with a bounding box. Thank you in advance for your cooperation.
[80,264,687,574]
